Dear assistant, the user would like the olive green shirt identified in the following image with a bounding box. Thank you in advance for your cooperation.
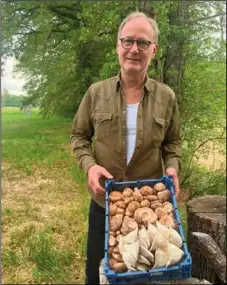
[70,74,181,207]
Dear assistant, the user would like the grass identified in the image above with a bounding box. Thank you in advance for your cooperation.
[2,107,90,284]
[3,107,223,283]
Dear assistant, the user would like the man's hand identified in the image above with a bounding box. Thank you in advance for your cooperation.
[165,167,180,200]
[88,165,113,195]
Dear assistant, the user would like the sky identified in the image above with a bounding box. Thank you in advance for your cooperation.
[1,57,27,95]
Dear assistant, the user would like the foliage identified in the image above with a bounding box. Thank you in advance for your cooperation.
[2,1,226,191]
[2,88,25,107]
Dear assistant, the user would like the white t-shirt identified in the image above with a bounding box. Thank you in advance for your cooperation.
[126,102,139,164]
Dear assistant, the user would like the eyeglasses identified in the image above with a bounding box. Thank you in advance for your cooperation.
[119,37,153,51]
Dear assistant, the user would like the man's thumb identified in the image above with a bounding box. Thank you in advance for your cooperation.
[102,168,113,179]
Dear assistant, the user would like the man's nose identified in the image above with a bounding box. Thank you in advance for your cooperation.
[130,41,139,53]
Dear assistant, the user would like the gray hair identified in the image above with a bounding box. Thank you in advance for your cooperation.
[117,11,160,44]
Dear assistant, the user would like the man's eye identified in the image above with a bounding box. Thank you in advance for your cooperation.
[124,39,133,45]
[138,40,149,47]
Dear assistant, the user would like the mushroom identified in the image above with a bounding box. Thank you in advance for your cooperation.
[116,200,126,209]
[109,214,123,232]
[109,204,118,216]
[147,195,158,202]
[134,207,157,227]
[109,235,117,247]
[108,246,114,255]
[157,190,170,202]
[121,216,138,235]
[140,185,154,196]
[112,262,127,273]
[162,201,174,214]
[150,201,163,210]
[133,189,144,202]
[153,247,170,269]
[109,258,118,269]
[159,214,177,229]
[138,226,150,249]
[112,252,123,262]
[154,182,166,192]
[122,188,133,198]
[116,207,125,214]
[113,246,120,253]
[168,228,183,248]
[126,201,141,214]
[124,196,134,205]
[109,191,123,202]
[141,200,150,207]
[155,207,168,219]
[166,243,184,267]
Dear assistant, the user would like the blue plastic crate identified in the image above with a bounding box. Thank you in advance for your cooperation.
[103,175,192,284]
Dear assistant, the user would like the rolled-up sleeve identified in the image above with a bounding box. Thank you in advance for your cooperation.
[70,91,97,174]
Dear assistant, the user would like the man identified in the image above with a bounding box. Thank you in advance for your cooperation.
[70,11,181,284]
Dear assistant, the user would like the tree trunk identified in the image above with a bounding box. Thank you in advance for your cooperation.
[187,195,226,284]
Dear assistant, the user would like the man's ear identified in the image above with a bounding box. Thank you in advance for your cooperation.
[153,44,158,55]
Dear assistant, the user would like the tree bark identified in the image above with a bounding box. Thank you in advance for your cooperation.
[187,195,226,284]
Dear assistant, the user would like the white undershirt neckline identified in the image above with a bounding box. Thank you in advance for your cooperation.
[126,102,139,164]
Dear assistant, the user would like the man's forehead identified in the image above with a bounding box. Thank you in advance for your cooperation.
[120,17,153,38]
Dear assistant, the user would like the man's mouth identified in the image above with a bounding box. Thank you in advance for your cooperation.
[127,58,140,61]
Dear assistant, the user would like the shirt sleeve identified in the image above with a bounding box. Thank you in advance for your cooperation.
[70,90,97,174]
[161,96,181,173]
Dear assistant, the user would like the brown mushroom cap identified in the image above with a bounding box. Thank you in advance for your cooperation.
[122,188,133,197]
[109,214,123,232]
[147,195,158,202]
[134,207,157,227]
[133,189,144,202]
[150,201,163,210]
[155,207,168,219]
[163,201,174,214]
[140,186,154,196]
[159,214,177,229]
[154,182,166,192]
[120,216,138,235]
[109,191,123,202]
[116,200,126,209]
[141,200,150,207]
[157,189,170,202]
[127,201,141,214]
[109,203,118,216]
[112,262,127,273]
[109,258,118,269]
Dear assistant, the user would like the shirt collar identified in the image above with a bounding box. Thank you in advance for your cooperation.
[115,72,154,93]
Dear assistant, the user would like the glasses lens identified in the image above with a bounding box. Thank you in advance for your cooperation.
[137,39,149,50]
[121,38,134,49]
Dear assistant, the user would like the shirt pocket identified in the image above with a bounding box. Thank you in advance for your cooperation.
[92,112,112,140]
[152,117,169,144]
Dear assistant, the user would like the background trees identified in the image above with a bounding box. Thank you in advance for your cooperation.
[2,0,226,195]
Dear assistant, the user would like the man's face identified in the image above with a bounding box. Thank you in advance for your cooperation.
[117,17,157,75]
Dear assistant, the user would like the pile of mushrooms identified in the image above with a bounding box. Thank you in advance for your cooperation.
[108,183,184,273]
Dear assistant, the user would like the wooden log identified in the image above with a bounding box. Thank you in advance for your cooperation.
[187,195,226,284]
[190,232,226,284]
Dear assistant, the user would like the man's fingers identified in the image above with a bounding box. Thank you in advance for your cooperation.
[100,168,113,179]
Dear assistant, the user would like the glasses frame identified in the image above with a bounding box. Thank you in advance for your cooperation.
[119,37,154,51]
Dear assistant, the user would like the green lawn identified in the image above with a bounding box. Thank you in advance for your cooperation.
[2,107,188,284]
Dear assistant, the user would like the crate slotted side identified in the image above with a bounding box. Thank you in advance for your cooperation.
[103,176,192,284]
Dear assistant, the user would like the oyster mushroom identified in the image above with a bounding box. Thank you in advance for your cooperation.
[122,188,133,198]
[135,262,150,271]
[121,216,138,235]
[140,186,154,196]
[157,190,170,202]
[122,227,138,244]
[156,221,170,239]
[138,226,150,249]
[154,182,166,192]
[153,247,170,269]
[150,226,168,252]
[139,244,154,263]
[121,240,140,269]
[147,223,157,244]
[134,207,157,227]
[109,191,123,202]
[137,255,151,266]
[168,228,183,248]
[166,243,184,267]
[155,207,168,219]
[109,214,123,232]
